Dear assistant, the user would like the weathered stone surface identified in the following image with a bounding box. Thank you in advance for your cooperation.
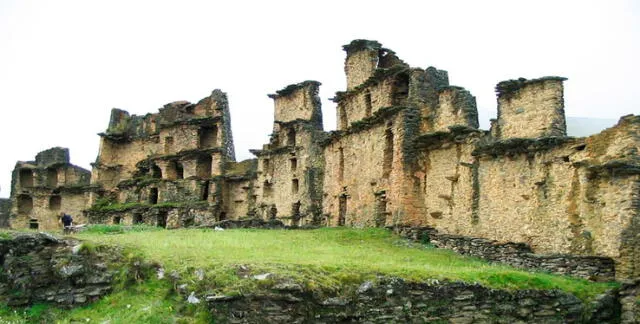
[619,280,640,323]
[6,39,640,282]
[0,232,124,307]
[211,218,286,229]
[495,77,568,139]
[9,148,91,230]
[206,278,619,323]
[393,226,616,282]
[0,198,10,228]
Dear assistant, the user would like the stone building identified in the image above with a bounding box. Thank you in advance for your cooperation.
[5,39,640,279]
[0,198,10,228]
[248,81,325,225]
[8,147,90,230]
[86,90,236,227]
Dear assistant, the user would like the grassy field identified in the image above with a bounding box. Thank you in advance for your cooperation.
[0,226,619,323]
[72,226,615,297]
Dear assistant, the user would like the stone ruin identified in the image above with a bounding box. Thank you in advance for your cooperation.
[7,39,640,279]
[9,147,90,230]
[0,198,9,228]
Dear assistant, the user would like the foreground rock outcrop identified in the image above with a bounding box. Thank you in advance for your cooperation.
[0,232,132,307]
[205,278,618,324]
[2,230,640,323]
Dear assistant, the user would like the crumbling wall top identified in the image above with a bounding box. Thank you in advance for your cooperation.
[269,80,322,129]
[495,76,568,100]
[495,76,568,139]
[35,147,70,166]
[342,39,382,55]
[268,80,321,99]
[101,89,230,142]
[224,159,257,181]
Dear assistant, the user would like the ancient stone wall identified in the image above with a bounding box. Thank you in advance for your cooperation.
[431,86,479,132]
[86,205,215,228]
[343,40,382,90]
[9,148,91,230]
[334,72,407,130]
[206,277,618,323]
[0,198,10,228]
[472,120,639,279]
[268,81,322,126]
[85,90,238,226]
[413,128,482,227]
[322,110,412,227]
[394,226,616,281]
[250,81,324,226]
[408,115,639,279]
[0,232,128,307]
[495,77,567,139]
[223,178,254,220]
[619,280,640,323]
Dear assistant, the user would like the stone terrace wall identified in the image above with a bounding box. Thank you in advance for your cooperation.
[207,277,618,323]
[393,226,616,282]
[0,232,126,306]
[619,280,640,323]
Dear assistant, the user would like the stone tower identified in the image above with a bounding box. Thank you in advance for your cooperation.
[494,77,567,139]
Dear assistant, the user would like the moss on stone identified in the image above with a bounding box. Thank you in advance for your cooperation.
[223,159,258,180]
[586,158,640,178]
[331,65,410,103]
[320,106,406,147]
[267,80,321,99]
[414,126,484,151]
[342,39,382,54]
[495,76,567,100]
[472,137,576,157]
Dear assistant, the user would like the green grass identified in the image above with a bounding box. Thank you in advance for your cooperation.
[0,227,618,323]
[80,224,162,235]
[0,280,210,323]
[72,227,616,300]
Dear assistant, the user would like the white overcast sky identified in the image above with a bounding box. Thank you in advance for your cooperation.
[0,0,638,198]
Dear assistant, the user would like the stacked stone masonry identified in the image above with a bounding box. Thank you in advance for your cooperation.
[393,226,616,282]
[206,278,619,323]
[6,39,640,281]
[0,198,10,228]
[0,232,124,307]
[9,147,91,231]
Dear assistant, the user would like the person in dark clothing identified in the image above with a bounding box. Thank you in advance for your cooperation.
[60,212,73,234]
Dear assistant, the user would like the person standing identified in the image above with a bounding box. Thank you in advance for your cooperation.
[60,212,73,234]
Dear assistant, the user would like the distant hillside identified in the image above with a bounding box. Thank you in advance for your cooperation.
[566,116,617,137]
